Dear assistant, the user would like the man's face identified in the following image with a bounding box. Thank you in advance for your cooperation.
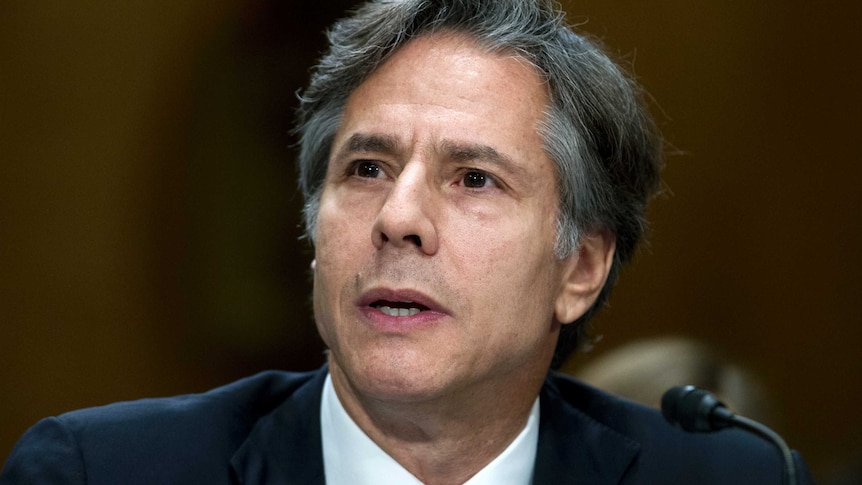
[312,32,595,402]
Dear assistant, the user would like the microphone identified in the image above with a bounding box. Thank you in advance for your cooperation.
[661,385,798,485]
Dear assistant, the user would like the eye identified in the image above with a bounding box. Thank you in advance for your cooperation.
[352,160,383,178]
[462,170,493,189]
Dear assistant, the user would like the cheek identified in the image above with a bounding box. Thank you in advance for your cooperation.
[311,202,351,342]
[318,186,381,245]
[467,213,561,308]
[316,192,364,261]
[449,222,558,304]
[450,203,557,268]
[311,275,333,347]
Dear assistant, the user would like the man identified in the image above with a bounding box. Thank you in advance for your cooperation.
[2,0,814,483]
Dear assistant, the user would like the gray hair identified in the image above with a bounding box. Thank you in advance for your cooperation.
[295,0,663,368]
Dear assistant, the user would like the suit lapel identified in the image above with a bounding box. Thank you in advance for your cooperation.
[228,368,640,485]
[231,366,328,485]
[533,374,641,485]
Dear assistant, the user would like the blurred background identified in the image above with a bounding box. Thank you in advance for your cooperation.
[2,0,860,480]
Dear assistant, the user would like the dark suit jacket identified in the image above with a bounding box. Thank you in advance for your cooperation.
[1,366,814,484]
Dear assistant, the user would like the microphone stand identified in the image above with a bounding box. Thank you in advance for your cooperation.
[729,414,798,485]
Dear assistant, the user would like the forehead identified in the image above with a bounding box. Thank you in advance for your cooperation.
[334,32,553,174]
[358,31,548,104]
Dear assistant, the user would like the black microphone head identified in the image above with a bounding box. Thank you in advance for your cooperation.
[663,386,799,484]
[660,385,691,426]
[661,385,733,432]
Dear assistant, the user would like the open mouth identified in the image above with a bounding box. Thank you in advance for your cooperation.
[371,300,430,317]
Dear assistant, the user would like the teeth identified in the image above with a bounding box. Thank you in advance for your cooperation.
[378,306,422,317]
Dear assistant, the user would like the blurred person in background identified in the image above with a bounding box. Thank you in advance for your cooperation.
[568,336,772,422]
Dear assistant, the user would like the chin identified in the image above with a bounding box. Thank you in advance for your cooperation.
[340,348,453,402]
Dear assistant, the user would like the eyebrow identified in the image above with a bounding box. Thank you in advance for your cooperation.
[441,140,529,179]
[337,133,403,159]
[335,132,529,178]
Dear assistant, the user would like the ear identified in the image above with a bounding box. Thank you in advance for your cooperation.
[554,229,616,324]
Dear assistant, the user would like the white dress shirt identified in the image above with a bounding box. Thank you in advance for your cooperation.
[321,373,539,485]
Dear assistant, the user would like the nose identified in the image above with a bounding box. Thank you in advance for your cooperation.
[372,163,439,255]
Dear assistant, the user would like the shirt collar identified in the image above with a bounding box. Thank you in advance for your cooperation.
[320,372,540,485]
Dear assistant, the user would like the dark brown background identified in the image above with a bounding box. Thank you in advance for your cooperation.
[2,1,860,479]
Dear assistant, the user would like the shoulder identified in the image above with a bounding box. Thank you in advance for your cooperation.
[1,368,325,485]
[55,369,320,453]
[542,372,815,484]
[60,369,318,432]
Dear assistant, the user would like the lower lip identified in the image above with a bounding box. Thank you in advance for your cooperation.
[357,306,448,333]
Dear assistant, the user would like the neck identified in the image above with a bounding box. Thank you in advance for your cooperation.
[328,359,546,485]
